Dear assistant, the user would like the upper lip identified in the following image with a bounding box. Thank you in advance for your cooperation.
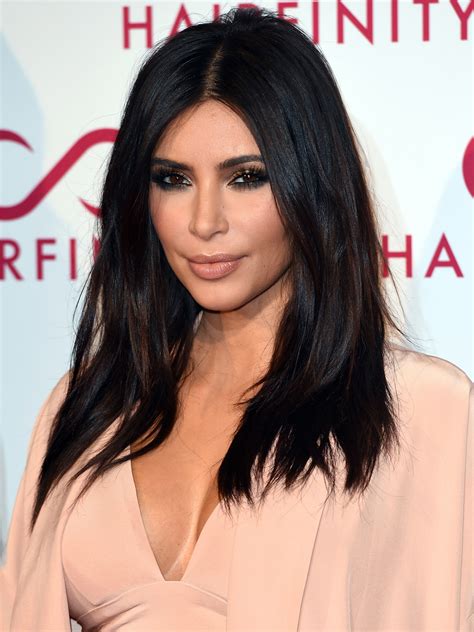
[188,253,244,263]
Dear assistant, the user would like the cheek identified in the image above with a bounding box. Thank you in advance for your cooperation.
[149,191,184,249]
[246,203,290,263]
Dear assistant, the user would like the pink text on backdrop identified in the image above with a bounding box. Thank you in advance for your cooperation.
[122,0,474,48]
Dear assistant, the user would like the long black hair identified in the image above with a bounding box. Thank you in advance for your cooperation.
[31,6,417,530]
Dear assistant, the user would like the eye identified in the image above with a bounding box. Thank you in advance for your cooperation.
[231,167,269,189]
[150,166,269,191]
[150,169,190,190]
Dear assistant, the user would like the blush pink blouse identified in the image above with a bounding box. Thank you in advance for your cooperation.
[62,447,236,630]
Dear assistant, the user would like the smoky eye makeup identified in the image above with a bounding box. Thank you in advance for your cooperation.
[232,166,269,189]
[150,169,189,190]
[150,165,269,191]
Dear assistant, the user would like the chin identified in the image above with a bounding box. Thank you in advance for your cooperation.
[186,286,254,314]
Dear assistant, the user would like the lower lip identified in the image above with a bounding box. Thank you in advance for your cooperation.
[187,257,244,280]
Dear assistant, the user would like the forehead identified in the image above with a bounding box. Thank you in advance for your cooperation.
[154,100,259,159]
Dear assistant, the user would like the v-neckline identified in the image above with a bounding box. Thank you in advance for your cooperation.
[125,445,222,583]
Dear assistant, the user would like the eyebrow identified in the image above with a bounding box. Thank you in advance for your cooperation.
[150,154,264,171]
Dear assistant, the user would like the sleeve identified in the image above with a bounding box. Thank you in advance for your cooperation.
[0,371,70,629]
[461,378,473,631]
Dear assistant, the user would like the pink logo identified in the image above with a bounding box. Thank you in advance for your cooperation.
[0,128,117,220]
[462,137,474,198]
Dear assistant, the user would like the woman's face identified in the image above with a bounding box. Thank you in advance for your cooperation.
[149,99,292,314]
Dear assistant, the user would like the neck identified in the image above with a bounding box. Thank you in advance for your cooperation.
[190,276,290,391]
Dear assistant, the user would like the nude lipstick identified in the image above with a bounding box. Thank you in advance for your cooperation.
[187,253,244,280]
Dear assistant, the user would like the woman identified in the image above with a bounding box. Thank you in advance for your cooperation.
[1,6,472,631]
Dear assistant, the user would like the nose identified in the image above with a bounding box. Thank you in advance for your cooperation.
[188,182,229,240]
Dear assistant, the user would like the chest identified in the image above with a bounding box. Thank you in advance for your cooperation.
[130,389,241,581]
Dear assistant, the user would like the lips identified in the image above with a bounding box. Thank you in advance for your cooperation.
[188,253,243,263]
[187,254,244,280]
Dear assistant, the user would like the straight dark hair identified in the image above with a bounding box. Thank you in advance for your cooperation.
[31,6,417,531]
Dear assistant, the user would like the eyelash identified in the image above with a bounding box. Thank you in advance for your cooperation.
[150,166,269,191]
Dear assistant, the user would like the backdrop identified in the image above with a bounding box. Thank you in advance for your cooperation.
[1,0,473,558]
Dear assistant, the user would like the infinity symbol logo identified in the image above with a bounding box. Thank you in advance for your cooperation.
[0,128,117,220]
